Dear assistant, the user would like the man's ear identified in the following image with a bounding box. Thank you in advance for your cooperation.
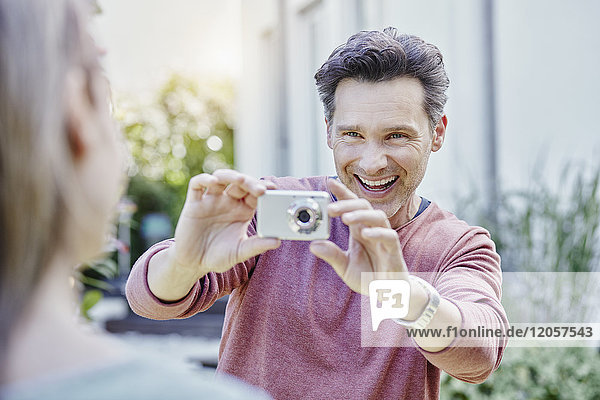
[65,69,89,160]
[431,115,447,152]
[325,118,333,149]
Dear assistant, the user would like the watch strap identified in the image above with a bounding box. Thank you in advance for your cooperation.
[393,276,440,329]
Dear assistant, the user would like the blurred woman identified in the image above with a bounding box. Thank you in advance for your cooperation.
[0,0,268,398]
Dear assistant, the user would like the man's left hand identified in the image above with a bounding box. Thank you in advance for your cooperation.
[310,178,409,294]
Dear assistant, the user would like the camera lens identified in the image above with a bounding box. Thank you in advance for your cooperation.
[297,209,311,224]
[287,198,322,234]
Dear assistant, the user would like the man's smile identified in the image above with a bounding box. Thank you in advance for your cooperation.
[355,174,399,192]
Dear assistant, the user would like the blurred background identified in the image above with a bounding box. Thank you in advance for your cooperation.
[83,0,600,398]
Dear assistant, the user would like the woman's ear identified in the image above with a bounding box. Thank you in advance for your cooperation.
[431,115,447,152]
[64,69,89,160]
[67,117,85,160]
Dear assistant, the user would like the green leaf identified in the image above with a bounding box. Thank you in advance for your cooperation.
[80,289,103,321]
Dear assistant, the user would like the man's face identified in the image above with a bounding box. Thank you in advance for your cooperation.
[327,77,445,228]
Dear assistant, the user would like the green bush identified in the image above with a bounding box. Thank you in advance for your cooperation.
[74,74,236,315]
[441,347,600,400]
[126,175,180,263]
[114,73,235,263]
[457,165,600,273]
[444,164,600,398]
[75,253,118,319]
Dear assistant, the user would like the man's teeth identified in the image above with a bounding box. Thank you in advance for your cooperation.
[358,176,398,190]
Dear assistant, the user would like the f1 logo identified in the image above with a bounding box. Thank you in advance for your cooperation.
[369,280,411,331]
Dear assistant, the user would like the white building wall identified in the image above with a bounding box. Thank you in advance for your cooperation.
[236,0,279,178]
[238,0,600,211]
[494,0,600,191]
[372,0,493,210]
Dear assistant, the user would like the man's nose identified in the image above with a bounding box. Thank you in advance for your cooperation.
[358,144,388,174]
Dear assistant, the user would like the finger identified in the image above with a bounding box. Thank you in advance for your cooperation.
[243,194,259,209]
[187,174,218,201]
[213,169,267,197]
[328,198,371,217]
[225,184,249,200]
[360,227,406,276]
[204,180,230,195]
[242,181,277,209]
[341,209,390,228]
[206,169,243,195]
[327,178,358,201]
[237,236,281,262]
[310,240,348,275]
[262,180,277,190]
[361,227,399,245]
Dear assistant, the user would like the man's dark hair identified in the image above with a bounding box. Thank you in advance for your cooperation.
[314,27,449,131]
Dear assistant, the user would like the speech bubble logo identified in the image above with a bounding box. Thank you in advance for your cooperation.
[369,279,411,331]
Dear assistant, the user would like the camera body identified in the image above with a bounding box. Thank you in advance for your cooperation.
[256,190,330,241]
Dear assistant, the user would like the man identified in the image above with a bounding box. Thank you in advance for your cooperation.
[126,27,508,399]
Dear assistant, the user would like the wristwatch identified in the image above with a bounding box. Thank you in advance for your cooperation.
[393,276,440,329]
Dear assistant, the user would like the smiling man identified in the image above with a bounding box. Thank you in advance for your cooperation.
[326,76,444,228]
[126,27,508,399]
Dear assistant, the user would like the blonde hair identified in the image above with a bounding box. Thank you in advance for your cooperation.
[0,0,101,377]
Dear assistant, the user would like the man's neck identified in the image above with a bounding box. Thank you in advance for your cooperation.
[388,193,422,229]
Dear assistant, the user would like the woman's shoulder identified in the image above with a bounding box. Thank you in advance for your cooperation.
[1,351,270,400]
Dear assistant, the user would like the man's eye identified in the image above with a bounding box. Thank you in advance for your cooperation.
[389,133,405,139]
[345,131,361,137]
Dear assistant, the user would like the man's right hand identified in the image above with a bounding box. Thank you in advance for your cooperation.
[147,169,281,302]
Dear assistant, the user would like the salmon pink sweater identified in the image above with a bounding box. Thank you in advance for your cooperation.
[126,176,508,400]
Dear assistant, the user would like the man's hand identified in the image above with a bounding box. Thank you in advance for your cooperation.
[309,178,409,295]
[174,169,281,274]
[147,169,281,301]
[310,179,461,351]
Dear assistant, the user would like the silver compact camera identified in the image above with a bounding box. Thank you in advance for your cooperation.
[256,190,330,241]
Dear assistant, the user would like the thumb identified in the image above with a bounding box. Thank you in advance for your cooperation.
[237,236,281,262]
[310,240,348,276]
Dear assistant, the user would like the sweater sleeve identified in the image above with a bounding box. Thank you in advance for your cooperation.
[418,227,508,384]
[125,229,258,321]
